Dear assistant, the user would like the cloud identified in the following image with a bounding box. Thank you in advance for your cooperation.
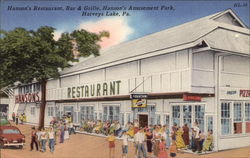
[53,30,63,41]
[78,17,134,49]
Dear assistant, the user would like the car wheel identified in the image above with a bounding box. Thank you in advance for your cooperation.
[19,145,23,149]
[0,142,4,149]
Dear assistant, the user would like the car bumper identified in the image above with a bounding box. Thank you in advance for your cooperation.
[4,143,25,146]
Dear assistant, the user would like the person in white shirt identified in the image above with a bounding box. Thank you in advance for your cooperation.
[192,122,201,153]
[121,131,129,158]
[134,128,147,158]
[40,128,48,152]
[48,127,55,153]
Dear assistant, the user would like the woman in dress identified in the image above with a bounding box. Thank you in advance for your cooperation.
[158,138,168,158]
[202,130,213,152]
[163,125,171,149]
[153,126,161,157]
[175,127,186,149]
[182,124,190,148]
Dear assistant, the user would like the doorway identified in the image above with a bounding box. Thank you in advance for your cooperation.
[139,114,148,128]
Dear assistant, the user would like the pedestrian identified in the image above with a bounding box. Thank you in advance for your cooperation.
[59,122,65,143]
[36,128,42,151]
[15,113,19,125]
[145,128,153,158]
[40,127,48,152]
[169,140,177,158]
[12,112,15,122]
[48,127,55,153]
[107,132,116,158]
[202,130,213,152]
[69,121,76,135]
[121,131,129,158]
[64,123,69,140]
[163,125,171,149]
[182,124,190,148]
[20,113,24,124]
[176,127,186,149]
[134,127,147,158]
[158,138,168,158]
[192,122,201,153]
[30,127,38,151]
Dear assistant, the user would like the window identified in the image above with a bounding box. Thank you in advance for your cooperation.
[207,116,213,132]
[80,106,94,120]
[48,107,54,117]
[99,113,102,120]
[183,105,192,128]
[172,106,180,126]
[195,105,205,132]
[103,105,120,122]
[149,105,156,125]
[245,103,250,133]
[31,107,35,115]
[233,102,242,134]
[156,114,161,125]
[120,113,124,125]
[221,102,231,135]
[163,115,170,126]
[127,113,131,123]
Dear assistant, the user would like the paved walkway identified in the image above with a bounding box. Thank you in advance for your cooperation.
[1,123,250,158]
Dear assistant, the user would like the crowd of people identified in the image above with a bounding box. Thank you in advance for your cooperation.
[29,115,75,153]
[12,112,27,125]
[79,119,214,158]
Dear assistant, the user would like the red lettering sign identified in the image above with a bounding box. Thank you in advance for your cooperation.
[240,90,250,97]
[15,92,40,103]
[183,93,202,101]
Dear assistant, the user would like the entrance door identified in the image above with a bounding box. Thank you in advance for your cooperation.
[139,114,148,128]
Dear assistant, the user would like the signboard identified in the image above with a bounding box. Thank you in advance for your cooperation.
[183,93,202,102]
[15,92,40,103]
[220,88,250,100]
[132,99,147,108]
[131,94,148,108]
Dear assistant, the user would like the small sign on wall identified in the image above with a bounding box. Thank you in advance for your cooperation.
[130,93,148,108]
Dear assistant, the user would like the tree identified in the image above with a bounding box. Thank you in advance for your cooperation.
[0,26,109,129]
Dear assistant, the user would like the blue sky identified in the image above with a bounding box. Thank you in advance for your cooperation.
[1,0,249,48]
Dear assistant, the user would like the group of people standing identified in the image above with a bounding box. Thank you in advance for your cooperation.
[12,112,26,125]
[107,121,213,158]
[29,115,75,153]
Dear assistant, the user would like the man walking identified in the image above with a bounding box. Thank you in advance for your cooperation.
[134,127,147,158]
[30,127,38,151]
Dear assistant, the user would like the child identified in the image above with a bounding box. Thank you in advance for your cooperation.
[107,132,115,158]
[121,131,129,158]
[158,138,168,158]
[169,140,177,158]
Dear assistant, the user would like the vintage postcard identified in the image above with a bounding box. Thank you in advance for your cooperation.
[0,0,249,158]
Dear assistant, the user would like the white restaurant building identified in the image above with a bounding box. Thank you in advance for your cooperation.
[12,9,250,151]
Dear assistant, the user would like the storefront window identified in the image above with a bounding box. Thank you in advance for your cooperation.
[103,105,120,122]
[172,106,180,126]
[30,107,35,115]
[183,105,192,128]
[233,102,242,134]
[48,107,54,117]
[163,115,170,126]
[80,106,94,120]
[149,105,156,125]
[195,105,205,132]
[221,102,231,135]
[127,113,131,123]
[156,114,161,125]
[207,116,213,132]
[120,113,124,125]
[245,103,250,133]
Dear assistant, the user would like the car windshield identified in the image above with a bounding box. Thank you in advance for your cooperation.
[2,129,20,134]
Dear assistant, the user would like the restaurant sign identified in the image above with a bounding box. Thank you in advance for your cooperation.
[67,80,121,98]
[131,93,148,108]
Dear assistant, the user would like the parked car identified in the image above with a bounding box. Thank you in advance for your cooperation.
[0,121,25,149]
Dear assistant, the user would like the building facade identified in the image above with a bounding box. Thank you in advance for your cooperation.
[12,9,250,151]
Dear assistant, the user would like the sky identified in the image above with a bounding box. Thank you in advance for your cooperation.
[1,0,249,49]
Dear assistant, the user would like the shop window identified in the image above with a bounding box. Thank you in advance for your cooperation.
[48,107,54,117]
[99,113,102,121]
[120,113,124,126]
[149,106,156,125]
[156,114,161,125]
[195,105,205,132]
[245,103,250,133]
[221,102,231,135]
[233,102,242,134]
[127,113,131,123]
[94,112,97,121]
[103,105,120,122]
[172,106,180,126]
[163,115,170,126]
[183,105,192,128]
[80,106,94,120]
[207,116,213,132]
[30,107,35,115]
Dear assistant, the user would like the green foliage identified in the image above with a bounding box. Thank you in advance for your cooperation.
[0,26,109,88]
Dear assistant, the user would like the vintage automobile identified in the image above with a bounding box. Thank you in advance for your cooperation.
[0,120,25,149]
